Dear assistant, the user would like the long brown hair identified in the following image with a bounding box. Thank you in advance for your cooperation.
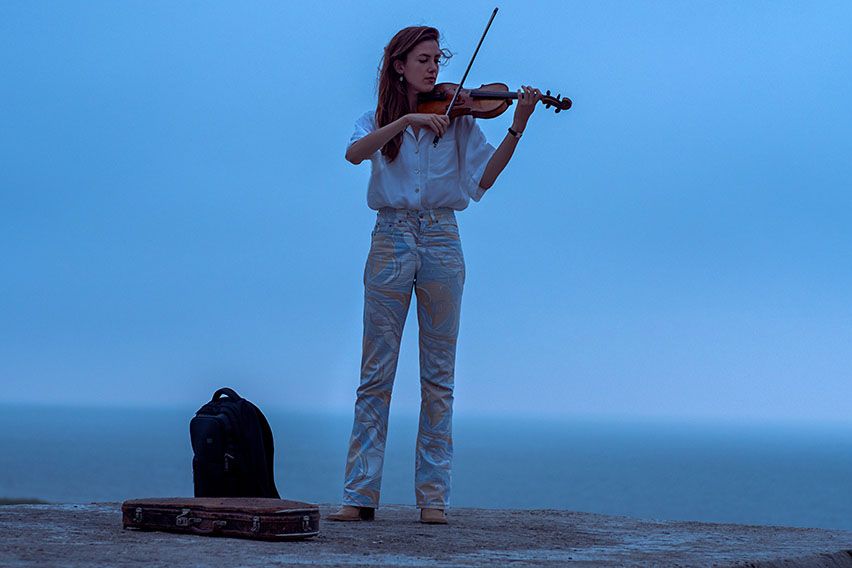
[375,26,452,163]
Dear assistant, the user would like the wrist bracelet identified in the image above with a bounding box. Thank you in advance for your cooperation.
[508,127,523,139]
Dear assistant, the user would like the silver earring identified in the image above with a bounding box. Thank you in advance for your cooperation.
[399,75,404,82]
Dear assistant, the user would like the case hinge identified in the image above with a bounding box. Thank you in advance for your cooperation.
[251,516,261,533]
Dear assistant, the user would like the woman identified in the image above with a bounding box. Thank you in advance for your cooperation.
[329,25,541,525]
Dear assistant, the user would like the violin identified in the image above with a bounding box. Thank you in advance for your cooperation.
[429,8,572,145]
[417,82,572,119]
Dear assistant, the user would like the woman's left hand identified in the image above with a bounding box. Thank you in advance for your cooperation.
[513,85,541,130]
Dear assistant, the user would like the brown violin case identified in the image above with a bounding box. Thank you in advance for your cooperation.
[122,497,320,540]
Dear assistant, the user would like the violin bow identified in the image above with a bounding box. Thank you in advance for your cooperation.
[433,7,499,147]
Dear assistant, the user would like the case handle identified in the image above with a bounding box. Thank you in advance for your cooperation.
[188,520,228,535]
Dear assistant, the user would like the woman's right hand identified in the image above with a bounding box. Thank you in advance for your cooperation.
[406,113,451,137]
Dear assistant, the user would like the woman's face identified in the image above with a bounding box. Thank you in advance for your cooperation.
[396,39,441,93]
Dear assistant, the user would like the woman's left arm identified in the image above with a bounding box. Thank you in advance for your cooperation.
[478,85,542,190]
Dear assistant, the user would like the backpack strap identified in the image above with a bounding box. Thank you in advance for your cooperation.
[254,406,281,498]
[212,387,242,402]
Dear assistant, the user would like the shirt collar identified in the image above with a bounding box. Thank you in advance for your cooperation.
[404,124,420,142]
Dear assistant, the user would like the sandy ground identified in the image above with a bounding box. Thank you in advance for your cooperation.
[1,503,852,567]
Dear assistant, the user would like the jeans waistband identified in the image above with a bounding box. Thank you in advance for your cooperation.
[377,207,456,223]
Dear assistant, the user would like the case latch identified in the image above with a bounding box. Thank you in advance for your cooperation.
[176,509,201,527]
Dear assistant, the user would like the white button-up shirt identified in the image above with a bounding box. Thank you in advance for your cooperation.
[347,109,497,211]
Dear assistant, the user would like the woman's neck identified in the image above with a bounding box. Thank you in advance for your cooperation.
[406,88,419,116]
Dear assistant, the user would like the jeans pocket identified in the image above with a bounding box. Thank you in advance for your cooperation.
[371,219,398,236]
[439,217,459,235]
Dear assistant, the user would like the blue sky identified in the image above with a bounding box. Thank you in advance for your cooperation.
[2,1,850,423]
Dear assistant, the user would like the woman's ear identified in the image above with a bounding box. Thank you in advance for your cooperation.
[393,60,404,76]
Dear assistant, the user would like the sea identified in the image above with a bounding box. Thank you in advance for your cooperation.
[2,404,851,532]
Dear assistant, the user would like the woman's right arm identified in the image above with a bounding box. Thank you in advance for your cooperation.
[345,114,450,164]
[345,116,409,165]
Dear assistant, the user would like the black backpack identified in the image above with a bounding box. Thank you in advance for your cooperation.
[190,387,280,498]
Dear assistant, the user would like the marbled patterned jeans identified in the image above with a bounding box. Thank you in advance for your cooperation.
[342,207,465,510]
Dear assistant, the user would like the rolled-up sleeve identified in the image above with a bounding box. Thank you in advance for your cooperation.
[347,110,375,154]
[457,115,497,202]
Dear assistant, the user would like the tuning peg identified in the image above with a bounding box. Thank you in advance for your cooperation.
[555,108,561,113]
[557,93,561,100]
[546,89,551,96]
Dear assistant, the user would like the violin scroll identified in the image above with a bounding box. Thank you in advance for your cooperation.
[543,89,572,113]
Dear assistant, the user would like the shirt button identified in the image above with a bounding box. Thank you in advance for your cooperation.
[414,148,419,154]
[415,188,420,193]
[414,169,419,173]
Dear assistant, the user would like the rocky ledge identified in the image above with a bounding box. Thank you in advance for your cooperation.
[1,503,851,567]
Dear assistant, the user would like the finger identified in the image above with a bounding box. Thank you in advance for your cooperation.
[435,116,447,136]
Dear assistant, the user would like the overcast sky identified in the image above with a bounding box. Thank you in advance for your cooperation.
[2,0,850,424]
